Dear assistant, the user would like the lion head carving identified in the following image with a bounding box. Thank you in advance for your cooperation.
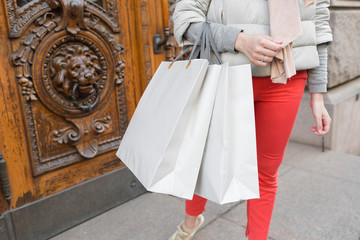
[50,45,102,99]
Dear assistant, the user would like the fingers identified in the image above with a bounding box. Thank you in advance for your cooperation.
[250,36,282,67]
[309,126,321,136]
[251,54,277,67]
[316,115,323,134]
[255,44,280,59]
[260,37,283,52]
[322,115,332,134]
[310,126,325,136]
[251,52,275,67]
[252,49,277,66]
[264,35,283,45]
[248,53,270,67]
[254,54,273,63]
[310,114,332,136]
[252,61,267,67]
[263,48,279,58]
[239,34,283,67]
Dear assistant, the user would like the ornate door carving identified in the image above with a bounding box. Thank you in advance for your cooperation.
[0,0,169,210]
[8,0,127,176]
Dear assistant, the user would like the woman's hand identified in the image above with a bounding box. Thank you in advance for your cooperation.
[309,93,332,136]
[234,33,283,67]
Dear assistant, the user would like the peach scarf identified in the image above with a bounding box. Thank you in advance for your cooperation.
[269,0,315,83]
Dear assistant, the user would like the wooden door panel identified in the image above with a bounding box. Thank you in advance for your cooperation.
[7,0,127,177]
[0,0,168,209]
[35,150,124,198]
[0,3,38,207]
[0,0,161,208]
[133,0,168,92]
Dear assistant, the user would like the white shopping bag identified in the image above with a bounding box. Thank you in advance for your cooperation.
[195,63,259,204]
[117,59,223,199]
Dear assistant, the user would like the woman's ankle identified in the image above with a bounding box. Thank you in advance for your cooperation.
[183,214,198,229]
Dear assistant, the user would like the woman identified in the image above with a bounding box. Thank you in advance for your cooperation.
[170,0,332,239]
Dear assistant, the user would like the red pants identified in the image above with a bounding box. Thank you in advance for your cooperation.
[185,71,307,240]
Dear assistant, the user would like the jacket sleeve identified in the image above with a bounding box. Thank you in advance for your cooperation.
[314,0,333,44]
[173,0,241,52]
[307,0,333,93]
[173,0,211,45]
[185,22,241,53]
[307,44,328,93]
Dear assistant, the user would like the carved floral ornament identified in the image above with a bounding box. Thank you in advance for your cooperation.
[6,0,120,37]
[9,0,128,168]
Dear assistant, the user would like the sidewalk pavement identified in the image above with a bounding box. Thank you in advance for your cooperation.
[50,142,360,240]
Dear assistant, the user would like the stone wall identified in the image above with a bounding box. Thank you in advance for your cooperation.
[328,10,360,87]
[290,2,360,155]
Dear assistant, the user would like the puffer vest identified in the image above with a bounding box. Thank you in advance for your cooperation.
[206,0,319,76]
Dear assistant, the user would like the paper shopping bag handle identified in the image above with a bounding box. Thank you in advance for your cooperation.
[169,22,223,68]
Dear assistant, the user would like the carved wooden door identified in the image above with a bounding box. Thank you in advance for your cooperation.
[0,0,169,211]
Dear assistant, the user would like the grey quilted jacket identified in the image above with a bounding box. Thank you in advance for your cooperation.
[173,0,333,92]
